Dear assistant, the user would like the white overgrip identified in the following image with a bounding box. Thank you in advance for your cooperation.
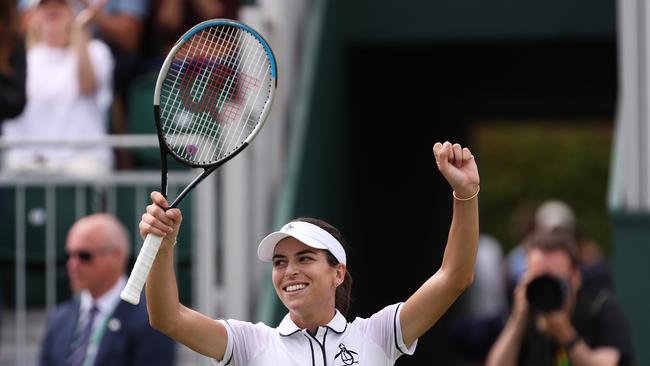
[120,233,164,305]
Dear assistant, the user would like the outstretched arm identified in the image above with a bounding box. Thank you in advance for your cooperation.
[143,192,229,361]
[400,141,480,347]
[73,6,103,95]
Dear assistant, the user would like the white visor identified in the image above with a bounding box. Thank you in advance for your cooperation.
[257,221,346,264]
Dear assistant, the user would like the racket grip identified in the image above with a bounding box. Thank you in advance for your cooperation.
[120,234,164,305]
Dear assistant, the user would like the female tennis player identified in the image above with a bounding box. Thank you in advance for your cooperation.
[141,140,480,365]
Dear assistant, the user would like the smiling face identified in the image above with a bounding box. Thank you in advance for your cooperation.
[271,237,345,326]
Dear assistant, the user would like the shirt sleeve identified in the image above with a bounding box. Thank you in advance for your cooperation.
[212,319,272,366]
[591,296,635,366]
[357,303,418,362]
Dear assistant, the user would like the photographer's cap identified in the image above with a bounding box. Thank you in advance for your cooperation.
[535,200,575,232]
[257,221,346,264]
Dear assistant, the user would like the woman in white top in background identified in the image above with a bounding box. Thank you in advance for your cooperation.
[2,0,113,176]
[141,141,480,366]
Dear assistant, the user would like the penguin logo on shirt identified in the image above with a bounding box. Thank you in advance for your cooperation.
[334,343,358,365]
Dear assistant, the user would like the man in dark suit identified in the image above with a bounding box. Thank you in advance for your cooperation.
[39,213,176,366]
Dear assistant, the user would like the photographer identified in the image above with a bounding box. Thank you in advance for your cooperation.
[486,230,634,366]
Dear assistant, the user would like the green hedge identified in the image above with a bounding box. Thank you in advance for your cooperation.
[474,120,612,254]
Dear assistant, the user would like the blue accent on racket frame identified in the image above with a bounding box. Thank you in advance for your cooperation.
[182,19,278,79]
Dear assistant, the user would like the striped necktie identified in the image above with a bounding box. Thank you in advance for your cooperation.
[66,303,99,366]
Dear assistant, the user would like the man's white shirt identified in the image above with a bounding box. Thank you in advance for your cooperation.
[213,303,417,366]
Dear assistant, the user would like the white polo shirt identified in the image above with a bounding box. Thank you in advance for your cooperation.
[213,303,417,366]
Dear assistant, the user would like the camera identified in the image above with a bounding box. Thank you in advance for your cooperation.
[525,274,569,312]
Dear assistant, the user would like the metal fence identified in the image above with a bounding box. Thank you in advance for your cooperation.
[0,136,220,365]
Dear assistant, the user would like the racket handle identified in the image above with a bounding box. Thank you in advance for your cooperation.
[120,234,164,305]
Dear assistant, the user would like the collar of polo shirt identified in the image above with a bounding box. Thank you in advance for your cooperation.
[278,309,347,336]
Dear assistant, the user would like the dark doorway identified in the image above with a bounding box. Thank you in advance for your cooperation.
[342,40,615,365]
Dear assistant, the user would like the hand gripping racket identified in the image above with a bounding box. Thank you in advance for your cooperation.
[120,19,277,304]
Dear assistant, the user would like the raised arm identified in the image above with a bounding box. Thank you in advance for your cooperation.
[77,0,143,52]
[142,191,228,361]
[400,141,480,347]
[72,7,100,95]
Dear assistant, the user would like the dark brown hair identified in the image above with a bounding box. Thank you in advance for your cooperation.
[0,0,19,76]
[524,228,579,267]
[293,217,353,316]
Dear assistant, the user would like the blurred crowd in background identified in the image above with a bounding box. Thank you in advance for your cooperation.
[0,0,239,176]
[448,198,633,365]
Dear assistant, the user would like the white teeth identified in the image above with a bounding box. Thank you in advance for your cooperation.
[285,284,307,292]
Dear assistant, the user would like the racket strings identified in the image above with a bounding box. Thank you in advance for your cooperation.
[165,34,207,157]
[177,26,239,162]
[161,26,241,161]
[225,50,270,157]
[159,25,272,165]
[160,36,194,133]
[200,26,256,161]
[191,26,253,163]
[166,26,236,159]
[211,35,269,162]
[186,27,262,160]
[214,30,269,160]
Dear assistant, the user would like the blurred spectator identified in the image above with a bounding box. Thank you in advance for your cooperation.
[575,229,613,293]
[39,213,175,366]
[535,200,577,232]
[470,235,508,318]
[449,234,508,364]
[499,201,535,313]
[81,0,147,95]
[72,0,149,169]
[0,0,27,354]
[485,229,634,366]
[80,0,147,52]
[0,0,27,122]
[506,200,613,294]
[141,0,239,71]
[506,200,577,289]
[2,0,114,176]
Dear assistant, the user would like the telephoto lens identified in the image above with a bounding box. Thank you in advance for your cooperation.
[525,274,569,312]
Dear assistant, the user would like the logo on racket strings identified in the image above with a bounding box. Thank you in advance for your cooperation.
[176,59,259,127]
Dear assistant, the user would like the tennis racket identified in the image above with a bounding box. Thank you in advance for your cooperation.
[120,19,277,305]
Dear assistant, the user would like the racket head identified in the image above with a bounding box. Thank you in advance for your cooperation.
[153,19,277,168]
